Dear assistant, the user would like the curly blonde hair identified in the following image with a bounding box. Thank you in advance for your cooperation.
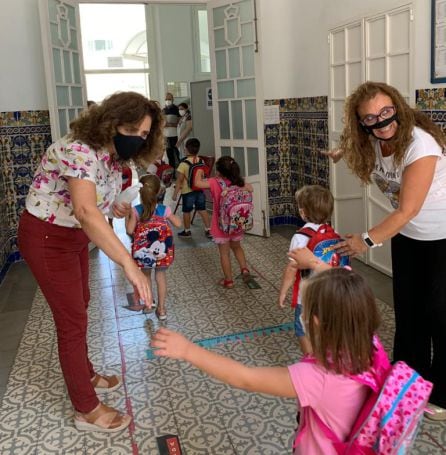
[70,92,165,168]
[339,81,446,184]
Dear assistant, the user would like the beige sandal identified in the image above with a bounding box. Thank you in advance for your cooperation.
[74,403,131,433]
[91,374,122,394]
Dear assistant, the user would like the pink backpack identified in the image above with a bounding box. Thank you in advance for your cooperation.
[296,338,433,454]
[218,179,253,235]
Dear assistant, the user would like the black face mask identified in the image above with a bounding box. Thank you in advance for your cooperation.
[113,132,146,161]
[360,113,399,141]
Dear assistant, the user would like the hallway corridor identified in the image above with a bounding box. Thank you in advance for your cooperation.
[0,216,445,454]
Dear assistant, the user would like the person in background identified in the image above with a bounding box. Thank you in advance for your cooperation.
[125,174,181,320]
[176,102,192,158]
[172,138,212,239]
[325,81,446,420]
[18,92,164,433]
[194,156,252,288]
[162,92,180,169]
[152,267,382,455]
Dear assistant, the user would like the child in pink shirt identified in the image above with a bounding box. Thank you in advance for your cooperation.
[194,156,253,288]
[152,254,382,454]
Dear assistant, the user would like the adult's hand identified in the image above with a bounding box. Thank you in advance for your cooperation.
[320,148,343,163]
[334,233,367,257]
[112,202,132,219]
[122,257,152,307]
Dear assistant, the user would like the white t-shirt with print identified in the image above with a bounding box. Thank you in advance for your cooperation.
[26,136,122,228]
[372,126,446,240]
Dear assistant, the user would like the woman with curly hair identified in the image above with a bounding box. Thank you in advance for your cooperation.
[326,81,446,420]
[18,92,164,432]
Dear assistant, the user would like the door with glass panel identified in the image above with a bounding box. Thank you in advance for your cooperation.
[39,0,87,140]
[208,0,269,237]
[329,5,412,275]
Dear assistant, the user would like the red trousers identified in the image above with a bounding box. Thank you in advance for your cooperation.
[18,210,99,413]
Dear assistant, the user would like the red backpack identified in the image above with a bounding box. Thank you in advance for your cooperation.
[155,161,175,188]
[291,224,349,307]
[131,205,174,269]
[181,157,210,191]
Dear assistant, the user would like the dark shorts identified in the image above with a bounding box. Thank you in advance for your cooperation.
[182,190,206,213]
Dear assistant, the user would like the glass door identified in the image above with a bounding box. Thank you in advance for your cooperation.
[208,0,269,237]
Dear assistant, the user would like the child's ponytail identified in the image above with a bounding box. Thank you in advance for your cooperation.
[216,155,244,187]
[139,174,161,221]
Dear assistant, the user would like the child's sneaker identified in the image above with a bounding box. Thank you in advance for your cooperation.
[178,230,192,238]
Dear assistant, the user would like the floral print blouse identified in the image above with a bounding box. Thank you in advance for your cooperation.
[26,136,122,228]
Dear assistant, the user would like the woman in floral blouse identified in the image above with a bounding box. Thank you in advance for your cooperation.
[18,92,164,433]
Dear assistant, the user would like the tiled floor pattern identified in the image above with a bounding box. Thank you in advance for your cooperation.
[0,226,445,453]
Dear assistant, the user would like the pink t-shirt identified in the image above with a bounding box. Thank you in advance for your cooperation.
[208,176,243,240]
[288,361,368,455]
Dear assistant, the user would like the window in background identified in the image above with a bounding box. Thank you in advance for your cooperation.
[193,6,211,76]
[79,4,149,102]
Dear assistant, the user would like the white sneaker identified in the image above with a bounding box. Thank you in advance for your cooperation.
[424,403,446,421]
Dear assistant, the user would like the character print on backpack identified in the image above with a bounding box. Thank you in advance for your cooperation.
[218,180,254,235]
[132,215,174,269]
[291,224,349,307]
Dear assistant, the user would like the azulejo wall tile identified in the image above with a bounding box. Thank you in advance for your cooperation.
[265,97,329,225]
[0,110,51,278]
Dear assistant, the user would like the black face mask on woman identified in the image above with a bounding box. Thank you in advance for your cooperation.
[360,113,399,141]
[113,132,146,160]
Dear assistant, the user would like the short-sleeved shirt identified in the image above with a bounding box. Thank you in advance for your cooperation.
[288,361,368,455]
[176,156,203,195]
[162,104,179,138]
[26,136,122,228]
[372,126,446,240]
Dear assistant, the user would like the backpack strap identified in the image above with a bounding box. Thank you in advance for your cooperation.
[290,226,317,308]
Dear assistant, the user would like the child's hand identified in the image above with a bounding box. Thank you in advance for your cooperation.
[287,247,318,269]
[151,327,191,360]
[278,294,287,309]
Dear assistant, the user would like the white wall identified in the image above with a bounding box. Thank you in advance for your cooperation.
[0,0,48,111]
[259,0,446,100]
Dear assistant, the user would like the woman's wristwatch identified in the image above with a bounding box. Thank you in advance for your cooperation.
[361,232,383,248]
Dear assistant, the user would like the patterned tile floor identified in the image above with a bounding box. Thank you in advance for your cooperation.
[0,215,445,454]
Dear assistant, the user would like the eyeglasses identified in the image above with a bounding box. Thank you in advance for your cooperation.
[360,106,396,126]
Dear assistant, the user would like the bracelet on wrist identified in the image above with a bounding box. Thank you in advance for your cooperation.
[361,232,383,248]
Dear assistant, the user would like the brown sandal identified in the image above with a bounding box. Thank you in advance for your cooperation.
[91,374,122,394]
[74,403,131,433]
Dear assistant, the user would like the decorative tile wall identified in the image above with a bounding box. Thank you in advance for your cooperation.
[415,88,446,130]
[264,97,329,226]
[0,111,51,280]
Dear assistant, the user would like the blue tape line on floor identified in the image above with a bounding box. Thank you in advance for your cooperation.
[146,322,294,360]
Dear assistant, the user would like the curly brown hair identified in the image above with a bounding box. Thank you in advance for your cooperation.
[70,92,165,168]
[339,81,446,184]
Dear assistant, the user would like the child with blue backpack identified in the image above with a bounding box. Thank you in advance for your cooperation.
[194,155,253,289]
[125,174,181,319]
[278,185,348,355]
[152,259,432,454]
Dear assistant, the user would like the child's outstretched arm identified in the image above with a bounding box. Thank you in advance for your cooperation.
[125,207,137,235]
[152,327,296,398]
[278,261,298,308]
[193,169,211,190]
[167,212,182,228]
